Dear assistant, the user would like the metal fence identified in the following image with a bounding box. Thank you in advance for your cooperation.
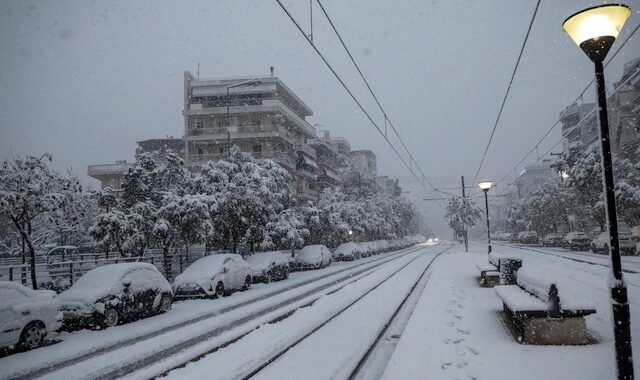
[0,246,211,291]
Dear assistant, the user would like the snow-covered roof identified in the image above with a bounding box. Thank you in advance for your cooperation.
[245,251,289,272]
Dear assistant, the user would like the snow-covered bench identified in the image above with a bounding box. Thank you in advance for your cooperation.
[495,267,595,345]
[476,262,499,287]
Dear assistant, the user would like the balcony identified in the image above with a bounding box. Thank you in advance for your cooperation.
[87,162,132,178]
[184,99,316,137]
[186,124,298,147]
[187,151,296,170]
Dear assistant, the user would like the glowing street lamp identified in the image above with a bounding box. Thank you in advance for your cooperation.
[563,5,633,379]
[478,181,493,255]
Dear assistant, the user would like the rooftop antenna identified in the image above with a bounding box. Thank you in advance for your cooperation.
[197,61,200,79]
[270,66,274,77]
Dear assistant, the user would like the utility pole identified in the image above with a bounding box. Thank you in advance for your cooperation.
[461,176,468,252]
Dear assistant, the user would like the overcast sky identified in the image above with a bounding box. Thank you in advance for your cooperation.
[1,0,639,234]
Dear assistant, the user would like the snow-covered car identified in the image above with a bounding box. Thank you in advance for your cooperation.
[57,263,173,330]
[373,240,389,253]
[332,242,360,261]
[295,245,332,269]
[591,232,637,255]
[542,233,564,247]
[174,254,251,299]
[0,281,62,351]
[245,251,290,284]
[563,232,590,251]
[356,242,373,258]
[517,231,539,244]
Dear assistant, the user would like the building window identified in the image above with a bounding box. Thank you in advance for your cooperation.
[194,118,202,129]
[252,144,262,154]
[252,118,261,128]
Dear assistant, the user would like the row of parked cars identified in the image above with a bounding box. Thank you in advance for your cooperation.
[495,228,638,255]
[0,238,420,353]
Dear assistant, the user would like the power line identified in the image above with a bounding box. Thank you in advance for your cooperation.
[314,0,442,203]
[471,0,541,186]
[478,21,640,194]
[274,0,444,206]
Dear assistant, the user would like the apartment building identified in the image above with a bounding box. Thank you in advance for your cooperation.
[88,137,183,189]
[182,71,319,203]
[560,56,640,162]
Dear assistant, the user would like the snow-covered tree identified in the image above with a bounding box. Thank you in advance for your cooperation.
[196,146,293,253]
[89,210,129,257]
[154,193,212,279]
[264,208,309,256]
[0,154,65,288]
[445,197,482,240]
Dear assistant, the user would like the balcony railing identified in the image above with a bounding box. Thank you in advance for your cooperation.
[188,151,297,169]
[187,124,298,147]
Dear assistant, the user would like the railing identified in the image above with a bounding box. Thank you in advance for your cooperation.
[188,151,297,169]
[0,247,212,291]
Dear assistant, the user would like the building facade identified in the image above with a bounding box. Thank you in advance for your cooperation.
[182,71,320,203]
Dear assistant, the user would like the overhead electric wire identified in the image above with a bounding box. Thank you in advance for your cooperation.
[475,21,640,195]
[314,0,444,203]
[470,0,541,187]
[274,0,444,206]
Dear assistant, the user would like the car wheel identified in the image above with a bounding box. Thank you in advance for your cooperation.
[158,294,172,314]
[215,282,225,298]
[244,276,252,290]
[284,269,289,279]
[19,321,44,350]
[102,308,119,328]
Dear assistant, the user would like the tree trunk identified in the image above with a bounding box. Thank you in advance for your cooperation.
[163,244,172,281]
[13,220,38,289]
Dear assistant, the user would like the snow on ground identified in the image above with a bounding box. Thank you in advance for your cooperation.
[157,245,440,380]
[383,241,640,380]
[0,249,416,379]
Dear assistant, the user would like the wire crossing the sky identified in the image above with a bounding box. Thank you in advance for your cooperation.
[470,0,541,187]
[275,0,444,205]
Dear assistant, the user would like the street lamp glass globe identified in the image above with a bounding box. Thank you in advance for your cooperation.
[478,181,493,191]
[562,4,631,62]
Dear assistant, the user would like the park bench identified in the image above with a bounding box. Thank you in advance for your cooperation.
[495,266,596,345]
[476,262,500,287]
[477,252,520,287]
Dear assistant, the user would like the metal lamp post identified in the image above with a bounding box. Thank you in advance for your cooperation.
[478,181,493,255]
[225,79,262,158]
[563,5,633,379]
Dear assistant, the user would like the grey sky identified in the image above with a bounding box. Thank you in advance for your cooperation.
[1,0,639,234]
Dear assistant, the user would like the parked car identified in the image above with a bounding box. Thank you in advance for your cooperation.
[563,232,591,251]
[591,231,637,255]
[174,254,251,299]
[0,281,62,351]
[507,233,519,243]
[373,240,389,253]
[357,242,373,258]
[332,242,360,261]
[57,263,173,330]
[296,245,332,269]
[246,251,290,284]
[542,233,564,247]
[517,231,539,244]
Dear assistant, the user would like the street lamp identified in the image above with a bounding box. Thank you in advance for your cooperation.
[563,5,633,380]
[478,180,493,255]
[225,79,262,158]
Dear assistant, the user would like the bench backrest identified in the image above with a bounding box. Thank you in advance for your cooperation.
[516,267,561,316]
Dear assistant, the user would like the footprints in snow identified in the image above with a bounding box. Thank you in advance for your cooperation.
[440,285,481,379]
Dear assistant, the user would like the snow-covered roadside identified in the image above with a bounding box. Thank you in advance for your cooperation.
[36,246,434,380]
[155,246,442,380]
[382,242,640,380]
[0,245,425,379]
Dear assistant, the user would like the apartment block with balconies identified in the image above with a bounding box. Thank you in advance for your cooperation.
[182,71,319,203]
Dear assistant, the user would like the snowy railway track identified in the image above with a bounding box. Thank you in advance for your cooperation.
[494,242,640,275]
[232,243,452,380]
[6,244,431,380]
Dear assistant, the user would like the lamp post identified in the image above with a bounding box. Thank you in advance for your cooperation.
[478,181,493,255]
[225,79,262,158]
[563,5,633,380]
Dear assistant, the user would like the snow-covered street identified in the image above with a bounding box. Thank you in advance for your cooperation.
[2,240,638,380]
